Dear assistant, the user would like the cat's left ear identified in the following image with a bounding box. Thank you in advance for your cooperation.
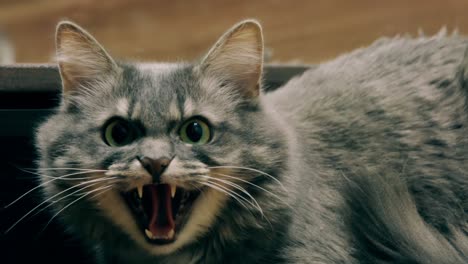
[198,20,264,98]
[55,21,120,96]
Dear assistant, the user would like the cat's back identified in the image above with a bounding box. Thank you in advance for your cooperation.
[268,31,468,124]
[268,30,468,249]
[266,31,468,262]
[267,31,468,163]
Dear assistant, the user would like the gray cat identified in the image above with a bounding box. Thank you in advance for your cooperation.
[34,20,468,263]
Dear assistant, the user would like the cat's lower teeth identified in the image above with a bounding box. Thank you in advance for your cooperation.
[144,228,175,240]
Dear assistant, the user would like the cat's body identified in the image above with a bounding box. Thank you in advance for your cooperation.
[270,32,468,263]
[34,21,467,263]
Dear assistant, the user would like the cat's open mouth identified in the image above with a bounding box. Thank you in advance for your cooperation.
[122,184,200,244]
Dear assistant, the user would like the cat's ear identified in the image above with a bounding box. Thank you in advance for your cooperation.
[55,21,120,96]
[199,20,264,98]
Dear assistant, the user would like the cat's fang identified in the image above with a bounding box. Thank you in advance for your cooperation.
[145,229,154,239]
[168,229,175,239]
[170,184,176,198]
[137,185,143,199]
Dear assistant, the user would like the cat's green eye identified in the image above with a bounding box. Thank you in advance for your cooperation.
[179,118,211,145]
[102,118,136,147]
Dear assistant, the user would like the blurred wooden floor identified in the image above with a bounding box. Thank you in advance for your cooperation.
[1,0,468,64]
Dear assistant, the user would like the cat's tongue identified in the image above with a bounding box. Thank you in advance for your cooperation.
[144,184,175,240]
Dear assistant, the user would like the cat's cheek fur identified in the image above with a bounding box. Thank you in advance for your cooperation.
[93,190,144,249]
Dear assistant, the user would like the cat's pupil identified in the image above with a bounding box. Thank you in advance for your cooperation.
[112,122,130,144]
[186,122,203,142]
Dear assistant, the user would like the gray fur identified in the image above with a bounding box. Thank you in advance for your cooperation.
[36,22,468,264]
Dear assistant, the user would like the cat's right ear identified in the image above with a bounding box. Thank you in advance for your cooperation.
[198,20,264,99]
[56,21,120,96]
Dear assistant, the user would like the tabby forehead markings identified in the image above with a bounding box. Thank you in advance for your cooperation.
[115,98,130,117]
[131,102,142,120]
[168,97,181,120]
[181,99,223,125]
[183,98,196,117]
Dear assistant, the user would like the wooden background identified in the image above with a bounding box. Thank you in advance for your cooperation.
[1,0,468,64]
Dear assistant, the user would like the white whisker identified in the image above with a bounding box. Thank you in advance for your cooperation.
[200,175,264,217]
[197,181,251,212]
[201,180,259,214]
[4,177,116,234]
[39,185,114,235]
[208,166,286,191]
[201,180,271,227]
[5,170,107,208]
[29,168,108,172]
[211,172,286,202]
[31,179,119,218]
[18,167,107,181]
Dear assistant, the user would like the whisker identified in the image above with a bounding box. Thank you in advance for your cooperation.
[197,179,273,230]
[204,176,273,227]
[4,177,116,234]
[187,182,204,193]
[211,172,285,202]
[202,180,272,227]
[200,175,264,217]
[17,167,107,181]
[27,168,108,172]
[208,166,286,191]
[196,181,251,212]
[5,170,108,208]
[38,185,114,236]
[31,179,119,218]
[37,174,108,181]
[201,180,260,215]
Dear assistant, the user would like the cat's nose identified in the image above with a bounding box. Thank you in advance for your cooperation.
[137,156,172,182]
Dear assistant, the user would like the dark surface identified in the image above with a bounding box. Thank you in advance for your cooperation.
[0,64,307,264]
[0,91,95,264]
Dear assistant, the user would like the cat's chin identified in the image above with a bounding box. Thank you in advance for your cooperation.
[122,183,200,245]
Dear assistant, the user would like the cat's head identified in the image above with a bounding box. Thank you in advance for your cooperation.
[36,20,290,255]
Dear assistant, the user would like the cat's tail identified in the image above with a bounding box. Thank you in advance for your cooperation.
[344,170,468,264]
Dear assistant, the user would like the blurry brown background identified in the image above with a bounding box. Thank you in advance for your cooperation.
[1,0,468,64]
